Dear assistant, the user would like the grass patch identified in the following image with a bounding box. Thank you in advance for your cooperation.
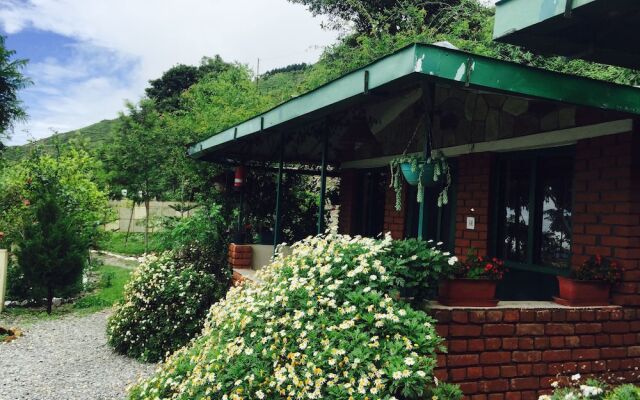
[96,232,166,256]
[0,265,131,325]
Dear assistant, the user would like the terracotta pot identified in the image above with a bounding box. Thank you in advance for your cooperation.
[438,279,498,307]
[553,276,611,306]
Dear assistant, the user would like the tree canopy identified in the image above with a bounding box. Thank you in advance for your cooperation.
[0,35,30,151]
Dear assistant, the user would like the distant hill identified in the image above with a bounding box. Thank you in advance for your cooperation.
[4,119,117,162]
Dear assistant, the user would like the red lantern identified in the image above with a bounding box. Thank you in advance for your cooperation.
[234,166,245,188]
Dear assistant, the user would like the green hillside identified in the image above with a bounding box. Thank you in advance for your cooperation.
[4,119,117,161]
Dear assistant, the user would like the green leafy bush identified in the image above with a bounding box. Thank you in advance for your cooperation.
[128,233,445,399]
[107,249,230,362]
[383,238,457,303]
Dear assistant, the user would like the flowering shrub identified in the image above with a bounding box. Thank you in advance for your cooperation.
[383,238,458,302]
[128,233,451,400]
[448,249,506,280]
[107,247,230,362]
[573,255,621,284]
[541,374,640,400]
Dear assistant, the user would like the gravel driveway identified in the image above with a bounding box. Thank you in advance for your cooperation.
[0,311,156,400]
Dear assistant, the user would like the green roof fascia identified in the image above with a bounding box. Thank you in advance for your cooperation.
[189,43,640,160]
[493,0,595,41]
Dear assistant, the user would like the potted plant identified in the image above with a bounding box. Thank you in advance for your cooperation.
[553,255,621,306]
[438,249,506,307]
[389,151,452,211]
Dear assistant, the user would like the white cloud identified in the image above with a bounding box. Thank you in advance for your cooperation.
[0,0,339,144]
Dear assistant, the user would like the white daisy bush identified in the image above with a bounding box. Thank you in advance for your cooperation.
[128,233,458,400]
[107,245,230,362]
[541,375,640,400]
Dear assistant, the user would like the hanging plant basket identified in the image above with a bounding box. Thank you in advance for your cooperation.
[400,162,439,188]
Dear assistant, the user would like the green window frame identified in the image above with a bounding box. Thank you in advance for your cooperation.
[490,146,575,276]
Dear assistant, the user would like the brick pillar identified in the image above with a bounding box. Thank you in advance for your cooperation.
[454,153,494,258]
[572,130,640,306]
[383,175,406,239]
[228,243,252,269]
[338,169,358,235]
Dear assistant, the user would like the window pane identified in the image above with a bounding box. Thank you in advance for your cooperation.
[502,159,530,263]
[538,157,573,268]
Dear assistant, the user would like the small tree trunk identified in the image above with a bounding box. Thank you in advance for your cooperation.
[46,286,54,315]
[125,201,135,245]
[144,198,150,254]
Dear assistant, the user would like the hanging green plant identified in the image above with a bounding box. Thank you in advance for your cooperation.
[389,151,451,211]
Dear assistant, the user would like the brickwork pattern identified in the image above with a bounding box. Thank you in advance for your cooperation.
[432,307,640,400]
[572,131,640,306]
[228,243,252,269]
[454,153,494,258]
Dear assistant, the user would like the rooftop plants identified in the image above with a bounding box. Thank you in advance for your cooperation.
[128,233,455,400]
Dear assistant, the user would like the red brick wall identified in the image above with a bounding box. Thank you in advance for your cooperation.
[432,307,640,400]
[454,153,494,258]
[338,169,358,235]
[383,176,406,239]
[228,243,252,269]
[572,131,640,306]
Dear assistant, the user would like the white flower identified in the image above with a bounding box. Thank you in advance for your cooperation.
[551,381,559,388]
[571,373,581,381]
[539,396,552,400]
[392,371,403,380]
[448,256,458,266]
[404,357,415,366]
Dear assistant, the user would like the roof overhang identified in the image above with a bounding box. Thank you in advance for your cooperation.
[188,43,640,163]
[494,0,640,69]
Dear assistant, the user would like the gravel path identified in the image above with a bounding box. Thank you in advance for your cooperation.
[0,311,156,400]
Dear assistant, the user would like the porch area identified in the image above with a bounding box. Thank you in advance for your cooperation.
[190,43,640,397]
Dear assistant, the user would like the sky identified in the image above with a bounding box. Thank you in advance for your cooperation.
[0,0,340,145]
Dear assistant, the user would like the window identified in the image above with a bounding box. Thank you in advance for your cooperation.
[352,168,387,237]
[494,147,574,273]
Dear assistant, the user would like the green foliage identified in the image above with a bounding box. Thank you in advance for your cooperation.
[607,385,640,400]
[107,250,230,362]
[128,233,444,399]
[0,35,30,151]
[96,232,167,256]
[0,144,112,251]
[73,265,132,310]
[430,382,464,400]
[18,190,88,314]
[383,238,457,302]
[572,255,622,284]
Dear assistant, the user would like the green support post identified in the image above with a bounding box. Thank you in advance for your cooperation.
[273,135,284,251]
[317,131,329,234]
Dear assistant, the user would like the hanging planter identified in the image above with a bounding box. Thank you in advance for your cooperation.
[389,151,452,211]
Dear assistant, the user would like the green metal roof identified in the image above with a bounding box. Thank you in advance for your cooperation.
[494,0,640,69]
[189,43,640,160]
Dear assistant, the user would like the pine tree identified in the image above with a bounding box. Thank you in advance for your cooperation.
[18,192,87,314]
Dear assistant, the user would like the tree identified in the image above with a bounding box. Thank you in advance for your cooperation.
[106,100,166,252]
[0,35,30,152]
[18,186,87,314]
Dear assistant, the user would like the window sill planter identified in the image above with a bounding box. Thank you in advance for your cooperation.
[553,276,611,306]
[437,279,499,307]
[400,162,438,187]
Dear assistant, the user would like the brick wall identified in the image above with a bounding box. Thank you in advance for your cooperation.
[228,243,252,269]
[454,153,494,258]
[338,169,358,235]
[383,176,406,239]
[572,131,640,306]
[432,307,640,400]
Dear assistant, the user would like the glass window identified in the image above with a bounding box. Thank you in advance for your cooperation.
[496,149,574,271]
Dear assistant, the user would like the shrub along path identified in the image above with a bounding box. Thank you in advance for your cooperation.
[0,310,156,400]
